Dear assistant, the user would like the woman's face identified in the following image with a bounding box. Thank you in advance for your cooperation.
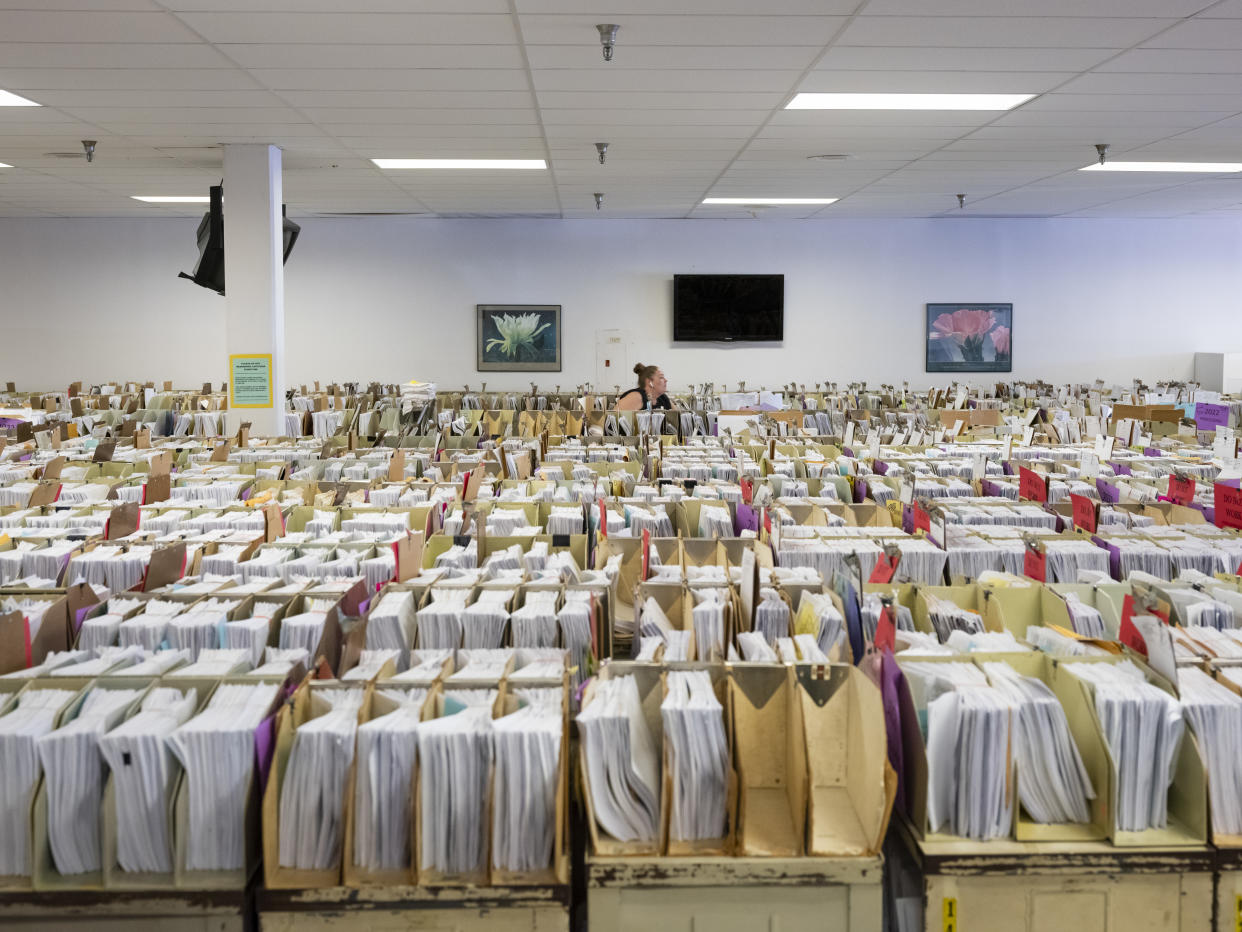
[649,369,667,396]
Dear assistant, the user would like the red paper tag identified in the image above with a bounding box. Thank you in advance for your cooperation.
[1023,544,1047,582]
[1215,483,1242,530]
[598,498,607,538]
[391,540,401,582]
[869,551,898,584]
[912,502,930,534]
[1167,475,1195,506]
[21,615,31,668]
[1119,594,1149,655]
[740,477,753,505]
[874,605,897,653]
[763,508,772,536]
[1018,466,1048,503]
[641,527,651,580]
[1070,493,1098,533]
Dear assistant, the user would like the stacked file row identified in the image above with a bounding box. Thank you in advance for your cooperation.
[579,661,894,859]
[264,673,569,889]
[0,674,285,890]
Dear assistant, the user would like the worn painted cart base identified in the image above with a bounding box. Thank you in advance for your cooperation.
[0,889,249,932]
[895,820,1215,932]
[586,855,884,932]
[255,884,571,932]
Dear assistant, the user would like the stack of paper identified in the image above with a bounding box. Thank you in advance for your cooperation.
[754,590,791,645]
[901,661,1013,839]
[661,671,728,842]
[1178,667,1242,834]
[925,595,986,643]
[39,687,144,874]
[249,646,309,678]
[691,590,726,662]
[577,675,659,843]
[366,590,416,652]
[225,614,273,668]
[278,688,365,870]
[166,682,280,871]
[796,592,845,656]
[78,612,126,652]
[98,687,199,873]
[737,631,778,661]
[511,592,559,648]
[417,702,493,876]
[278,610,329,659]
[1064,661,1183,831]
[1064,594,1107,639]
[982,663,1094,824]
[342,649,401,682]
[416,592,469,650]
[167,648,253,677]
[558,595,593,689]
[463,591,512,649]
[353,689,427,871]
[0,688,77,876]
[492,694,562,872]
[167,608,228,660]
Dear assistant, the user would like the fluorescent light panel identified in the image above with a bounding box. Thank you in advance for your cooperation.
[786,92,1034,110]
[1081,162,1242,173]
[371,158,546,170]
[702,197,838,205]
[0,162,11,169]
[0,90,39,107]
[131,196,210,203]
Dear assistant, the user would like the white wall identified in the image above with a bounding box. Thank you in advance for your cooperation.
[2,216,1240,393]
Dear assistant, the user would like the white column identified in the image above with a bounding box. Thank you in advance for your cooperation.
[223,143,286,437]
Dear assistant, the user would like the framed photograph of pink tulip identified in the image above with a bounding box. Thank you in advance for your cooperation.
[925,303,1012,373]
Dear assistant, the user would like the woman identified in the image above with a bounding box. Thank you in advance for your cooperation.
[616,363,671,411]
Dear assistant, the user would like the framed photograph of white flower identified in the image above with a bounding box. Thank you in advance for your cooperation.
[476,304,562,372]
[925,303,1012,373]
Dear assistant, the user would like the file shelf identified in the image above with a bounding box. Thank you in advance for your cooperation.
[584,855,883,932]
[0,888,248,932]
[894,818,1214,932]
[253,883,570,931]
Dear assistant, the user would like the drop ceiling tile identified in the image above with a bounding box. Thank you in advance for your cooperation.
[167,0,509,11]
[798,70,1071,93]
[278,90,534,108]
[838,16,1172,48]
[1025,91,1242,110]
[0,42,233,68]
[1059,72,1242,94]
[536,91,783,109]
[517,14,848,46]
[0,11,201,42]
[524,44,822,70]
[862,0,1207,14]
[175,12,517,44]
[815,45,1121,71]
[540,108,768,125]
[253,68,529,91]
[1095,48,1242,72]
[218,43,527,69]
[0,68,261,91]
[532,68,802,93]
[1143,18,1242,48]
[31,90,285,109]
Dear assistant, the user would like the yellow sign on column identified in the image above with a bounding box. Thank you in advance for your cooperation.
[229,354,273,408]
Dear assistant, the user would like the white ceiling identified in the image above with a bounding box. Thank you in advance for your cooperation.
[4,0,1242,219]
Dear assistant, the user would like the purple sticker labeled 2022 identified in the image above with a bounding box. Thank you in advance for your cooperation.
[1195,402,1231,432]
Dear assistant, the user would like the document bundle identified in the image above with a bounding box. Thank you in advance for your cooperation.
[577,674,660,845]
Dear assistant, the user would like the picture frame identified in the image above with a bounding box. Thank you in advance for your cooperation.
[476,304,562,372]
[925,303,1012,373]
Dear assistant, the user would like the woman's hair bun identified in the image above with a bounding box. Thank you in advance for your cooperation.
[633,363,645,376]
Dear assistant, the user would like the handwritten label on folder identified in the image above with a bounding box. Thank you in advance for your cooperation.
[1167,475,1195,506]
[1216,483,1242,531]
[1195,402,1231,432]
[1070,493,1098,533]
[1018,466,1048,503]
